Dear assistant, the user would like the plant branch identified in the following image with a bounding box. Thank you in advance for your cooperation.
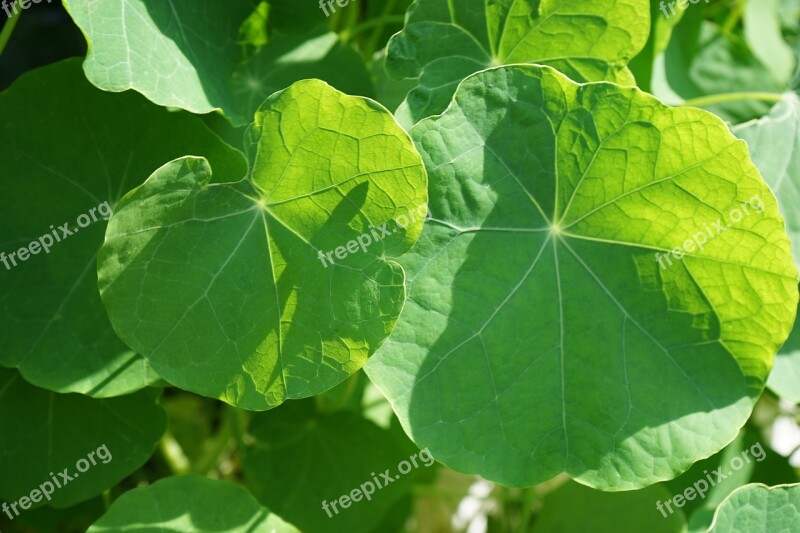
[0,1,23,57]
[681,92,784,108]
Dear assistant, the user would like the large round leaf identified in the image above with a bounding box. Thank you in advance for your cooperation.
[365,65,799,490]
[87,475,299,532]
[708,483,800,532]
[0,368,166,508]
[387,0,650,126]
[0,59,246,397]
[98,80,428,411]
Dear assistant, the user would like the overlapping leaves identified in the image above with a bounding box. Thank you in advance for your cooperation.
[0,59,246,397]
[64,0,373,125]
[387,0,650,126]
[98,80,427,410]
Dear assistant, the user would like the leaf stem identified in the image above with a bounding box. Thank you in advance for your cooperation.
[0,1,23,57]
[102,489,113,510]
[193,405,243,475]
[721,0,746,35]
[159,432,190,475]
[365,0,401,56]
[342,15,405,43]
[680,92,784,108]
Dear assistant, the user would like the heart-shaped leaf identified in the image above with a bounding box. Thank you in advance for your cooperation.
[387,0,650,126]
[0,59,246,397]
[98,80,428,411]
[0,368,166,508]
[87,475,299,532]
[365,65,798,490]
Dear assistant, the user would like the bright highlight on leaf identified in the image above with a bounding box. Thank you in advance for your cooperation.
[387,0,650,126]
[365,65,799,490]
[98,80,427,411]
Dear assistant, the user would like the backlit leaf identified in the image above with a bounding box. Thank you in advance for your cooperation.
[387,0,650,126]
[365,64,798,490]
[98,80,427,410]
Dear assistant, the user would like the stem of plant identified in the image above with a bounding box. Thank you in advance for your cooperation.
[721,0,746,35]
[364,0,400,57]
[0,1,23,57]
[193,406,239,475]
[159,432,190,475]
[102,489,113,510]
[681,92,784,108]
[342,15,405,43]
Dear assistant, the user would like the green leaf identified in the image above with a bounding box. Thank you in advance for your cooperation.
[0,368,166,508]
[64,0,373,125]
[708,483,800,532]
[734,93,800,267]
[98,79,428,411]
[734,94,800,404]
[744,0,796,84]
[387,0,650,126]
[241,400,423,533]
[531,480,686,533]
[2,497,106,533]
[767,326,800,404]
[232,26,374,122]
[628,0,684,92]
[653,18,785,123]
[87,475,299,532]
[663,426,796,532]
[365,64,799,490]
[0,59,246,397]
